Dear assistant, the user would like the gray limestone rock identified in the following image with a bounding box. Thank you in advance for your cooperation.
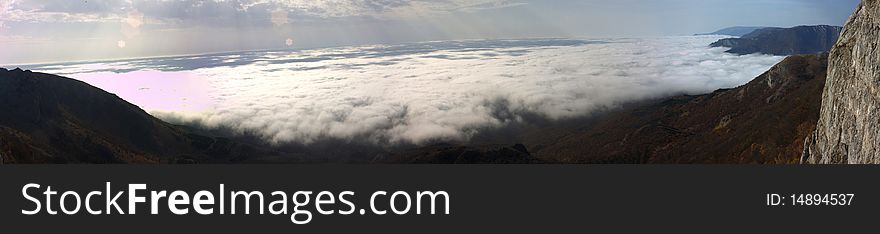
[803,0,880,164]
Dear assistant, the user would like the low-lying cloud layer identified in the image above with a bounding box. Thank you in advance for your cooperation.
[30,36,783,145]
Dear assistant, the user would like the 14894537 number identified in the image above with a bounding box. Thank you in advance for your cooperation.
[790,194,854,206]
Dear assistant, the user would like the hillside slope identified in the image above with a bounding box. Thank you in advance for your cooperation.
[0,68,289,163]
[527,54,828,163]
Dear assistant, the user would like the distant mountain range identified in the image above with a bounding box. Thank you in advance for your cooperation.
[696,26,766,37]
[710,25,842,55]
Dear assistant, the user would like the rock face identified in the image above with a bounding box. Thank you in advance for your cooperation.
[527,54,828,163]
[0,69,286,163]
[803,0,880,164]
[710,25,842,55]
[696,26,765,37]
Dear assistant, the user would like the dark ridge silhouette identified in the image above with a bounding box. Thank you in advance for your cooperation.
[0,68,539,164]
[710,25,842,55]
[0,68,301,164]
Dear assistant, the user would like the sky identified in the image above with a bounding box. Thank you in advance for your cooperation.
[0,0,862,64]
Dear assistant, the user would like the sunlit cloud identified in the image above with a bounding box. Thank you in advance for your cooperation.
[0,0,121,23]
[426,0,526,12]
[0,0,11,30]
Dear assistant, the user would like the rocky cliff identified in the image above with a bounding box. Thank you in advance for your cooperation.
[803,0,880,164]
[710,25,842,55]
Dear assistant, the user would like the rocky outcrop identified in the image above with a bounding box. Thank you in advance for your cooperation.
[710,25,842,55]
[803,0,880,164]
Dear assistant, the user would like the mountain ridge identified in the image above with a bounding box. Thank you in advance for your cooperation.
[0,68,295,163]
[710,25,842,55]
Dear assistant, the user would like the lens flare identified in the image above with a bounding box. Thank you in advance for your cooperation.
[121,10,144,39]
[271,10,289,27]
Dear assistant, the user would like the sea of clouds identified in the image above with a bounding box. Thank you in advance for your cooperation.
[30,36,784,145]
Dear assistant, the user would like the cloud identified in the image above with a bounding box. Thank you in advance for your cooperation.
[0,0,124,23]
[30,36,783,145]
[0,0,12,17]
[443,0,527,12]
[0,0,524,24]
